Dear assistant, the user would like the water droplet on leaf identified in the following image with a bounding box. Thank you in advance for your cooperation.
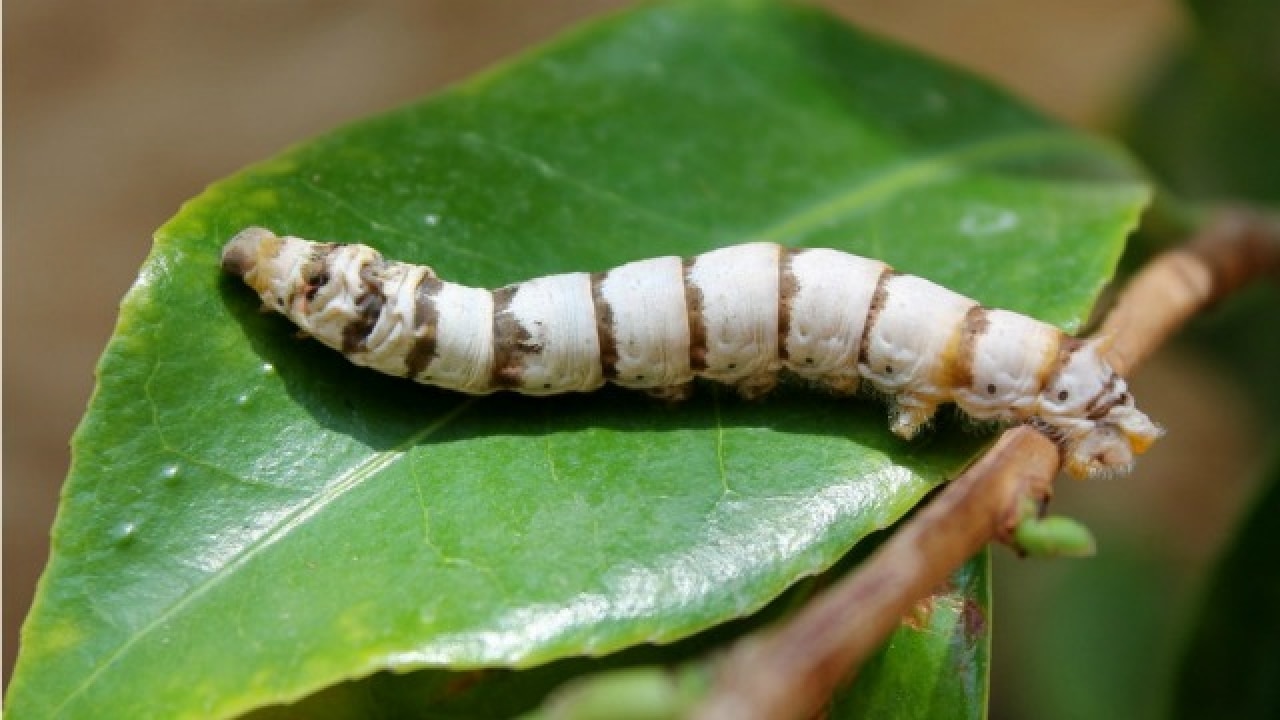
[114,522,138,546]
[160,464,181,484]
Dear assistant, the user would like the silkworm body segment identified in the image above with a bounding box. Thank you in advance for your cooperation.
[222,227,1160,478]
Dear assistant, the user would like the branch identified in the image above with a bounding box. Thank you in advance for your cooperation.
[1101,206,1280,375]
[696,207,1280,720]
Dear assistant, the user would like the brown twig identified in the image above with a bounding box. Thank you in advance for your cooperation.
[696,207,1280,720]
[1101,207,1280,375]
[697,427,1058,720]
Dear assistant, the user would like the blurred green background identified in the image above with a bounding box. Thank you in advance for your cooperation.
[5,1,1272,717]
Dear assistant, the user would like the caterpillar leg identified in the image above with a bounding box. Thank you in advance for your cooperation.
[1060,425,1135,479]
[646,383,693,403]
[821,374,860,396]
[889,396,939,440]
[735,373,778,400]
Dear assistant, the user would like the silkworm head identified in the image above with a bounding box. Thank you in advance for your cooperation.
[1040,338,1162,478]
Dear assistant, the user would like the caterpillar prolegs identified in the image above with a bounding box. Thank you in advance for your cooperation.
[222,227,1161,478]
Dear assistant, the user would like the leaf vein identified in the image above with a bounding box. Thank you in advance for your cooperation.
[754,129,1094,244]
[458,131,706,236]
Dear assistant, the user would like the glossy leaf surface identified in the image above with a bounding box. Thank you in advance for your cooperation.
[7,1,1148,717]
[245,546,990,719]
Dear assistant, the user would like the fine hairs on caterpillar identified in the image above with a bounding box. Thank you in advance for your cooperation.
[222,227,1161,478]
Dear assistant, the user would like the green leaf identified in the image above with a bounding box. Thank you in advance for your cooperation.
[1173,462,1280,718]
[832,549,990,719]
[6,1,1148,717]
[243,547,990,719]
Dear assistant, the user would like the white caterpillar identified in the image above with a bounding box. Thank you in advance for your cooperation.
[222,227,1160,478]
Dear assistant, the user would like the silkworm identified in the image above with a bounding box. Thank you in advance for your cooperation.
[222,227,1161,478]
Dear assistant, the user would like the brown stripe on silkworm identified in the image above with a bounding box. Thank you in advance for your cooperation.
[301,244,336,303]
[1043,336,1084,399]
[1031,330,1064,395]
[489,285,528,389]
[590,271,619,380]
[404,274,443,379]
[948,305,990,391]
[1085,372,1121,420]
[858,267,897,365]
[341,262,386,354]
[683,257,708,372]
[777,247,799,362]
[1084,372,1118,411]
[286,247,327,311]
